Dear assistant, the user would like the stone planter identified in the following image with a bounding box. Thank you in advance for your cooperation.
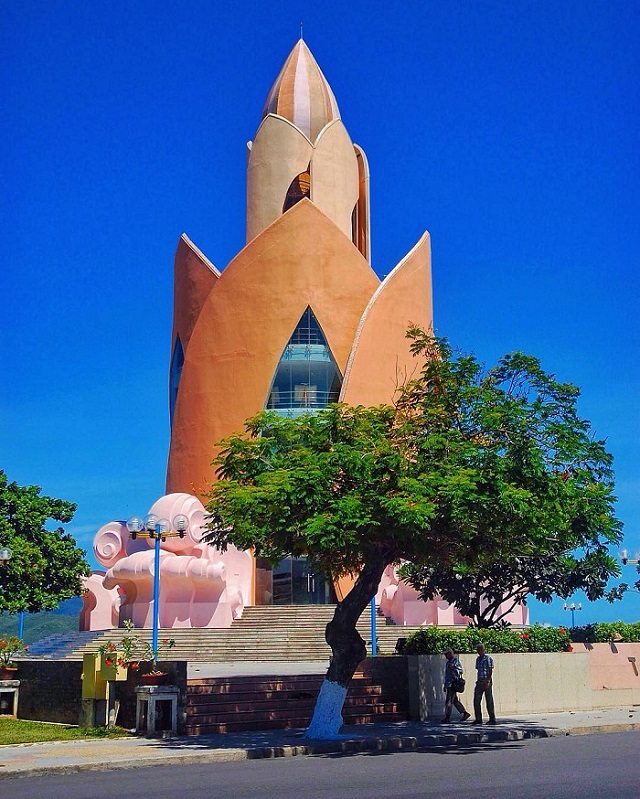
[138,672,169,686]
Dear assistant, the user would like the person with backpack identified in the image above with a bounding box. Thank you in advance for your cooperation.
[441,647,471,723]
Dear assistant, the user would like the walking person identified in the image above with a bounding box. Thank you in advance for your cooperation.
[473,643,497,724]
[441,647,471,722]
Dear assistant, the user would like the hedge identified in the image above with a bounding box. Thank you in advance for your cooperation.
[400,624,573,655]
[570,621,640,643]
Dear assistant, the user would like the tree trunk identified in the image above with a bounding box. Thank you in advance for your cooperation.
[305,560,386,739]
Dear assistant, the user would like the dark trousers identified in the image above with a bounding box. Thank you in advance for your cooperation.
[473,681,495,721]
[443,686,467,720]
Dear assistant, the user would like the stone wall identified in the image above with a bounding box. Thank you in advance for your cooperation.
[17,661,84,724]
[114,661,187,731]
[16,660,188,732]
[359,655,410,708]
[408,644,640,720]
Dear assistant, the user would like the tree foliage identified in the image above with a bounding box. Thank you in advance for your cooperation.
[203,330,620,731]
[400,551,620,629]
[0,471,91,614]
[605,565,640,604]
[398,331,621,627]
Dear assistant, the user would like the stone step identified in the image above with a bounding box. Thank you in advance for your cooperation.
[186,703,403,726]
[187,681,383,698]
[183,669,410,736]
[23,606,421,662]
[186,693,393,717]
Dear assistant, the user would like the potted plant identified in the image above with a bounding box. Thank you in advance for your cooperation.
[136,636,177,684]
[97,621,176,684]
[97,620,138,680]
[0,635,28,679]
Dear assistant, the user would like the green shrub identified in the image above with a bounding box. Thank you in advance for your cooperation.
[402,624,572,655]
[570,621,640,643]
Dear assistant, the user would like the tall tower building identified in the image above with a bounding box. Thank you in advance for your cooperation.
[84,41,526,626]
[166,40,433,505]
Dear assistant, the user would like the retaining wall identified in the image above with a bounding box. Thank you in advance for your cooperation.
[15,660,188,732]
[408,643,640,720]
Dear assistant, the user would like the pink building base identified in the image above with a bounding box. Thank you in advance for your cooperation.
[81,493,252,631]
[82,493,527,632]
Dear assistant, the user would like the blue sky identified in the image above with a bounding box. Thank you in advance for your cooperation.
[2,1,638,627]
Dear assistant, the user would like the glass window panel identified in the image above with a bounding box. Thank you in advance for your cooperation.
[266,307,342,416]
[169,337,185,425]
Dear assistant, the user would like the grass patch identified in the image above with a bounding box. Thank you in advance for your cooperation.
[0,718,134,745]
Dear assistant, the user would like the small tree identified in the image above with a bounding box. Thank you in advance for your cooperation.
[204,330,620,738]
[400,549,620,628]
[0,471,91,614]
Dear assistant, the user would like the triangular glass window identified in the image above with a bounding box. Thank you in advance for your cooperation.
[266,307,342,417]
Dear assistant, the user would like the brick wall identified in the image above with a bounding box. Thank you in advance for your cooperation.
[17,661,84,724]
[359,656,410,708]
[16,660,188,731]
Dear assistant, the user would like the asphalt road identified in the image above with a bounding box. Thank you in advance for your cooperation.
[0,731,637,799]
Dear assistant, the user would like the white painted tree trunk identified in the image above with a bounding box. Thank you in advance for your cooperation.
[304,678,348,739]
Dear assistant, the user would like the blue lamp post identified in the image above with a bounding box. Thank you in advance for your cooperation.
[125,514,188,655]
[619,549,640,566]
[563,601,582,628]
[370,595,377,656]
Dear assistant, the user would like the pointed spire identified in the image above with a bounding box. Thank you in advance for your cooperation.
[262,40,340,142]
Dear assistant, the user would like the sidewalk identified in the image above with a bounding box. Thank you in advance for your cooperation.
[1,707,638,778]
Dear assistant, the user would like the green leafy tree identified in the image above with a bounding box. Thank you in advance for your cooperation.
[0,471,91,614]
[605,563,640,603]
[400,549,620,629]
[204,330,620,738]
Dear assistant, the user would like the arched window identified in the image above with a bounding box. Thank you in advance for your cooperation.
[266,307,342,417]
[283,165,311,213]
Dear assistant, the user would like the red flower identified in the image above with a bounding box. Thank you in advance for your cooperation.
[521,633,530,639]
[567,645,574,652]
[559,628,567,634]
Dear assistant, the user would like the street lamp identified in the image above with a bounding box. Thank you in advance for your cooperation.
[125,514,189,655]
[619,549,640,566]
[563,601,582,628]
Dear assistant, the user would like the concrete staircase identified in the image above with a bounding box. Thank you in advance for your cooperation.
[185,668,409,735]
[24,606,421,662]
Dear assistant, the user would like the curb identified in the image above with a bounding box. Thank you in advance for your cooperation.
[1,722,638,779]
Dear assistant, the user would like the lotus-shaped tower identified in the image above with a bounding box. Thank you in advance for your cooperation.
[82,41,527,629]
[167,39,433,499]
